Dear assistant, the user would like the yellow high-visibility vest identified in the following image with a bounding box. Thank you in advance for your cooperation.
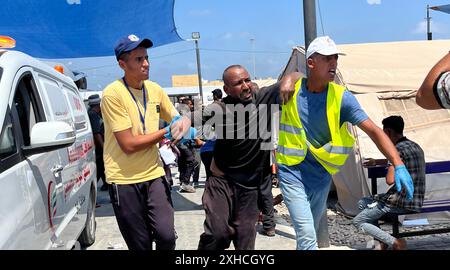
[276,79,355,175]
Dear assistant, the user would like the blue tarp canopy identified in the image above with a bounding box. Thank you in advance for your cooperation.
[0,0,183,58]
[431,4,450,14]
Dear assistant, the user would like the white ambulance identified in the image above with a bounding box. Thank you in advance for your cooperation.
[0,37,97,249]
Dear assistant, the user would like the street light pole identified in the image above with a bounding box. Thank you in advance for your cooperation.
[303,0,317,50]
[427,5,433,40]
[303,0,317,77]
[192,32,203,102]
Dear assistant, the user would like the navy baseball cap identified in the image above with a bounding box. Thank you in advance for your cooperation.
[114,34,153,60]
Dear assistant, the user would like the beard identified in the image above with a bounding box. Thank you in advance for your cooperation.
[239,89,253,103]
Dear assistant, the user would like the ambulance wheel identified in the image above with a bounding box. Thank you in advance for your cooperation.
[79,188,96,246]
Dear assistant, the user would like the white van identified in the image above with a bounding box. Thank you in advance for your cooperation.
[0,49,97,249]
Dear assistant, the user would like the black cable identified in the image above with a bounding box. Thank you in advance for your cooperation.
[202,48,290,54]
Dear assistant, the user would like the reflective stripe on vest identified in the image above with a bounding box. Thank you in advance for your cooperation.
[277,145,305,157]
[276,79,307,165]
[279,123,304,135]
[276,79,355,175]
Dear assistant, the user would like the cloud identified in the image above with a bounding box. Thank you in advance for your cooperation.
[367,0,381,5]
[287,40,296,47]
[189,9,211,16]
[413,21,444,34]
[239,32,253,39]
[220,33,233,40]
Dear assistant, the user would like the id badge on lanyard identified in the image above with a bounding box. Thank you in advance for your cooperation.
[123,78,147,133]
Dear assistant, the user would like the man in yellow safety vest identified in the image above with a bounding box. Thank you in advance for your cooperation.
[276,36,414,250]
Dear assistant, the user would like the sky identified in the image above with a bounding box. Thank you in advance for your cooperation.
[63,0,450,90]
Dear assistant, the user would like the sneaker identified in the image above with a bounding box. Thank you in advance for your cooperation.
[261,228,276,237]
[180,183,196,193]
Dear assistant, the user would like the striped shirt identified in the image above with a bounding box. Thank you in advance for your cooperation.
[376,137,426,212]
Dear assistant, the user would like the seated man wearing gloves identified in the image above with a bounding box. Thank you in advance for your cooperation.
[101,34,196,250]
[353,116,425,250]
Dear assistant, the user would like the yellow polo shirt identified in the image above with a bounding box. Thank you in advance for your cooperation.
[101,79,178,184]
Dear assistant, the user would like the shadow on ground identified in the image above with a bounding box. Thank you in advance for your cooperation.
[171,187,203,211]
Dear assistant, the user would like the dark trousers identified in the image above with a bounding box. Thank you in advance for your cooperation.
[198,175,259,250]
[258,173,276,230]
[193,148,201,183]
[200,151,214,180]
[95,148,106,186]
[96,157,105,183]
[109,177,176,250]
[178,144,198,185]
[163,164,173,187]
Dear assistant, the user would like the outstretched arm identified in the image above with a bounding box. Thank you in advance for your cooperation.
[416,52,450,109]
[279,72,302,104]
[114,128,167,155]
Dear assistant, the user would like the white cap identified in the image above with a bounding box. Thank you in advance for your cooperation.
[306,36,345,59]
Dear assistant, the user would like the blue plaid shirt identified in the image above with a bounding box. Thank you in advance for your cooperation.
[376,137,426,212]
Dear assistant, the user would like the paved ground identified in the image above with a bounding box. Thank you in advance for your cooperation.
[86,166,450,250]
[87,177,301,250]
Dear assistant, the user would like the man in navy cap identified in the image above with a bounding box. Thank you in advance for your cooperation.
[101,34,195,250]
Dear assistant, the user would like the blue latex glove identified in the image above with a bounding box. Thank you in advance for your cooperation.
[394,165,414,201]
[163,115,182,140]
[180,127,197,144]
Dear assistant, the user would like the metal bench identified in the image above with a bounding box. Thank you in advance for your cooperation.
[367,161,450,238]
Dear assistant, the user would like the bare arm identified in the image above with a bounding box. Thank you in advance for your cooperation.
[416,52,450,109]
[114,128,167,155]
[386,165,395,185]
[279,72,302,104]
[358,119,403,167]
[195,138,205,147]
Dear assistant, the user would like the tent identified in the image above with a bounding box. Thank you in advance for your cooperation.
[280,39,450,222]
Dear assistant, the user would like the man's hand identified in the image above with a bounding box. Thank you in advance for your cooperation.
[394,165,414,201]
[164,115,181,140]
[279,72,301,104]
[178,127,198,145]
[170,115,192,144]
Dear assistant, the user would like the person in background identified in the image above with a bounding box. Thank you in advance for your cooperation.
[353,116,425,250]
[276,36,414,250]
[190,97,205,188]
[250,82,276,237]
[192,141,203,188]
[177,98,202,192]
[87,94,108,191]
[101,34,194,250]
[199,88,223,180]
[416,52,450,110]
